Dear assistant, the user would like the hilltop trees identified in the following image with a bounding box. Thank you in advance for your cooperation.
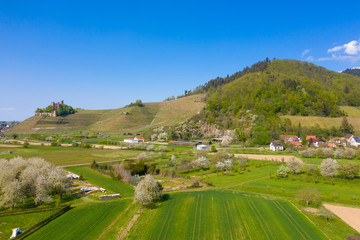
[134,175,162,208]
[0,157,70,208]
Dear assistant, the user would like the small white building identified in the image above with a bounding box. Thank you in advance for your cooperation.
[270,142,284,151]
[196,145,209,150]
[124,137,145,143]
[350,136,360,147]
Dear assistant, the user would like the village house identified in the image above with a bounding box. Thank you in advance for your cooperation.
[280,135,298,142]
[350,136,360,147]
[328,137,346,148]
[290,141,302,147]
[270,142,284,151]
[196,145,209,150]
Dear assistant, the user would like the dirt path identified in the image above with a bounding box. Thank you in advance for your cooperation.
[0,144,21,147]
[323,204,360,233]
[234,154,300,162]
[118,213,140,240]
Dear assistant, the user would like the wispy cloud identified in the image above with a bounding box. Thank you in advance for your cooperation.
[301,49,311,57]
[0,107,15,111]
[306,39,360,63]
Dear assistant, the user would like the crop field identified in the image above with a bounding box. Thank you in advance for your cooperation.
[0,210,57,240]
[0,145,142,166]
[66,166,134,197]
[27,200,132,240]
[126,191,327,240]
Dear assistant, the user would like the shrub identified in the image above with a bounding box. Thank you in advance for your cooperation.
[339,162,360,179]
[277,165,288,178]
[343,148,355,159]
[333,149,343,158]
[50,142,57,147]
[322,148,333,158]
[23,141,29,148]
[296,187,321,206]
[286,158,304,174]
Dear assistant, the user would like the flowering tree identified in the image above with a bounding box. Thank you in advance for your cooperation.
[134,175,162,208]
[286,158,304,174]
[320,158,339,177]
[191,157,209,169]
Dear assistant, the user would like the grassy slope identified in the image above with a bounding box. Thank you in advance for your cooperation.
[27,200,132,240]
[10,94,205,134]
[281,106,360,132]
[127,190,327,240]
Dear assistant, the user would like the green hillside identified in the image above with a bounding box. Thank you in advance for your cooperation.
[199,59,360,144]
[11,94,205,134]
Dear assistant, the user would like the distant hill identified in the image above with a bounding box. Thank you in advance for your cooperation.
[10,94,205,134]
[342,67,360,77]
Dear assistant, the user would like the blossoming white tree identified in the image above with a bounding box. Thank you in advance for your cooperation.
[134,175,162,208]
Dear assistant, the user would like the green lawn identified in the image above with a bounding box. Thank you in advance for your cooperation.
[126,190,327,240]
[27,200,131,240]
[0,210,57,240]
[66,166,134,197]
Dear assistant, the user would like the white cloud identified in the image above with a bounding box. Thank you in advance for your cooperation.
[301,49,311,57]
[328,40,360,55]
[306,39,360,63]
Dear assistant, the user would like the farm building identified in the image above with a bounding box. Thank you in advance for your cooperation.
[124,136,144,143]
[66,172,79,179]
[197,145,209,150]
[270,142,284,151]
[168,141,199,147]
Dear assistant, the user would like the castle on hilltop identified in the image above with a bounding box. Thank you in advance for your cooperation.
[35,100,64,117]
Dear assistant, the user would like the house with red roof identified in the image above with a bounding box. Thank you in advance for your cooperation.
[290,141,302,147]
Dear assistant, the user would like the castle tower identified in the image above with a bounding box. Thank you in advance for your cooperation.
[60,100,64,105]
[51,102,55,107]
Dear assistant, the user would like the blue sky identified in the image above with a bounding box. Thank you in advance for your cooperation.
[1,0,360,120]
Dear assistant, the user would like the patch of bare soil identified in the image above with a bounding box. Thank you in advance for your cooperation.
[118,214,140,240]
[0,144,21,148]
[234,154,301,162]
[323,204,360,233]
[304,207,319,213]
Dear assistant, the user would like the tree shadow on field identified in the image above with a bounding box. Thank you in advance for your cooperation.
[146,194,171,209]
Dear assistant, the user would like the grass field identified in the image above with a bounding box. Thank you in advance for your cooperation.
[281,106,360,132]
[27,200,132,240]
[0,210,57,240]
[10,94,205,134]
[66,166,134,197]
[0,145,142,166]
[126,190,327,240]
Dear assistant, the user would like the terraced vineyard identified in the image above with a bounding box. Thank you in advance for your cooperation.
[66,166,134,197]
[127,190,327,240]
[27,200,132,240]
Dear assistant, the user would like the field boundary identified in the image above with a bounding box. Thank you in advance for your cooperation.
[118,213,140,240]
[15,205,71,239]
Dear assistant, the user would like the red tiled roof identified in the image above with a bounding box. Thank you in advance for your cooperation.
[306,136,316,141]
[290,141,302,146]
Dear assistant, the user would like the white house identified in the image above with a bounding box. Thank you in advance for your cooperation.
[196,145,209,150]
[270,142,284,151]
[350,136,360,147]
[124,137,145,143]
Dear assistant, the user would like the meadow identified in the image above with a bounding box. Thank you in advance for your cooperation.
[0,210,57,240]
[126,190,327,240]
[66,166,134,197]
[27,200,132,240]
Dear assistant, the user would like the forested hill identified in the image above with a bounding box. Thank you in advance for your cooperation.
[205,59,360,121]
[197,60,360,143]
[342,67,360,77]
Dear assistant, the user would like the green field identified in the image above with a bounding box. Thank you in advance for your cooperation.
[0,210,57,240]
[66,166,134,197]
[0,145,141,166]
[127,190,327,240]
[27,200,131,240]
